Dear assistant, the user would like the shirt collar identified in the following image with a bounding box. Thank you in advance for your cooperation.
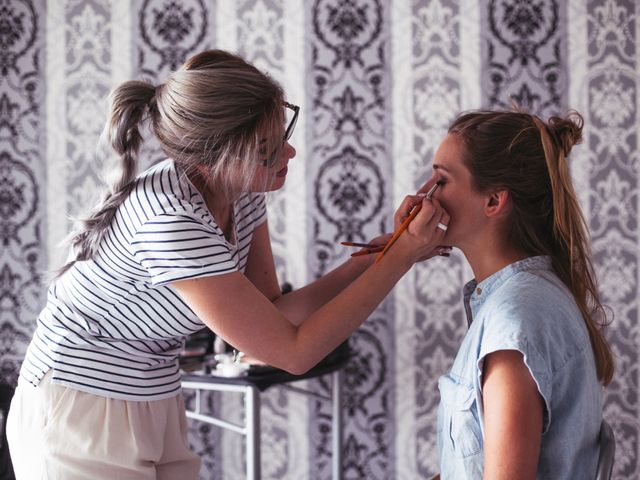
[463,256,553,326]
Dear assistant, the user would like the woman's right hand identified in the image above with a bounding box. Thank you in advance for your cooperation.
[391,194,450,264]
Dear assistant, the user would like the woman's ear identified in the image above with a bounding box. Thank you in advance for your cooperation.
[485,189,511,218]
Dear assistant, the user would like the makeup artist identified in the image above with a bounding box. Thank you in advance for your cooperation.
[426,109,613,479]
[6,49,450,479]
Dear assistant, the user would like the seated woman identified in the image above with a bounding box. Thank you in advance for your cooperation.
[426,109,614,479]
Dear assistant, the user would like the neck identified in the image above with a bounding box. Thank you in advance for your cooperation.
[188,171,237,237]
[208,187,235,222]
[459,229,528,283]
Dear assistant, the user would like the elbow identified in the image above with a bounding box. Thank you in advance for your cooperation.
[276,354,317,376]
[279,360,312,376]
[269,326,319,375]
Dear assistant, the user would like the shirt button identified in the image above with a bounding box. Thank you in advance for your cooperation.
[476,287,482,295]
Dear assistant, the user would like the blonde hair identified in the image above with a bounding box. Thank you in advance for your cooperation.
[58,50,284,277]
[449,109,614,386]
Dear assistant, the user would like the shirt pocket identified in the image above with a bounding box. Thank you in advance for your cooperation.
[438,373,483,458]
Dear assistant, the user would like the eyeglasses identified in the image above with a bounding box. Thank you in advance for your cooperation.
[260,102,299,167]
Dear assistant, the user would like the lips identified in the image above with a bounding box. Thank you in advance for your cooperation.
[276,166,288,177]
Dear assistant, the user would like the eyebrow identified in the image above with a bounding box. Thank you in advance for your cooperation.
[432,164,452,173]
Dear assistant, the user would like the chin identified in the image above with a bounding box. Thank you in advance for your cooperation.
[267,177,286,192]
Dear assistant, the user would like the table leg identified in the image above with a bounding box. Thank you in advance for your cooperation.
[332,369,343,480]
[245,385,261,480]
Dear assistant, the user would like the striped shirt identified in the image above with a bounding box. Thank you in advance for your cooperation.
[20,159,267,400]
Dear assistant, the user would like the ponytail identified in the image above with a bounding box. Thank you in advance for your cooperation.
[534,112,614,385]
[532,114,584,280]
[56,81,156,277]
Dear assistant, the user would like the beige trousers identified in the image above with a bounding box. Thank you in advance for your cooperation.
[7,371,201,479]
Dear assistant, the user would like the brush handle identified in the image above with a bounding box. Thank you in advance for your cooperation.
[375,203,423,264]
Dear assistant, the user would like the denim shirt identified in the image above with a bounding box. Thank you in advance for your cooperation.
[437,256,603,479]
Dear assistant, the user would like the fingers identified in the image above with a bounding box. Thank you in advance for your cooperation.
[390,193,451,265]
[408,197,450,253]
[437,207,451,234]
[412,196,443,232]
[394,194,428,228]
[417,179,438,195]
[429,199,450,242]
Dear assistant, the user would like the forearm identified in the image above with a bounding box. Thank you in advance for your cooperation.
[177,245,412,375]
[285,247,411,372]
[274,254,374,325]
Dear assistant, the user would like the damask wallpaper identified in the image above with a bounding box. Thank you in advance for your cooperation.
[0,1,638,479]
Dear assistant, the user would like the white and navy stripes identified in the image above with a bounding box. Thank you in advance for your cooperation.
[21,159,267,400]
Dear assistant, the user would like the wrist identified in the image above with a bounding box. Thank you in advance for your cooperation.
[385,235,423,268]
[374,241,415,272]
[348,250,377,271]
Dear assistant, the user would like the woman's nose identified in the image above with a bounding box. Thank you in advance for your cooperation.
[284,141,296,159]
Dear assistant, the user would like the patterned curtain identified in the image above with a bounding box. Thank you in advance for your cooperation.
[1,1,637,478]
